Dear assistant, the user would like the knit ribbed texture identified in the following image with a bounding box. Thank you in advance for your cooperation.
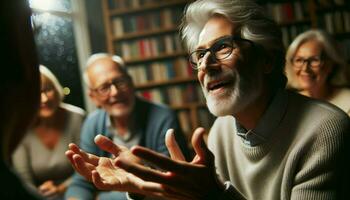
[208,91,350,200]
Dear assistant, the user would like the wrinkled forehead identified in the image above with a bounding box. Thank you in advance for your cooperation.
[197,15,235,50]
[87,58,126,86]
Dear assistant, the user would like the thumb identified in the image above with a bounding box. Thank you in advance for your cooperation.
[191,127,212,164]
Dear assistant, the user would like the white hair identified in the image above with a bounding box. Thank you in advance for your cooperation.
[39,65,64,101]
[285,29,348,88]
[181,0,287,89]
[83,53,127,87]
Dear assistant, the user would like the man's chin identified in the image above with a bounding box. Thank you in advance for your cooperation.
[206,96,236,117]
[108,106,132,118]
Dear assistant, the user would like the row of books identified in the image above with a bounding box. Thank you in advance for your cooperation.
[115,34,184,60]
[108,0,168,10]
[320,11,350,34]
[137,83,205,106]
[128,58,193,85]
[177,108,216,139]
[265,1,308,24]
[281,24,311,47]
[317,0,348,7]
[112,7,182,36]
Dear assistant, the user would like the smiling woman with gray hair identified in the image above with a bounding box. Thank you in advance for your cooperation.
[285,29,350,115]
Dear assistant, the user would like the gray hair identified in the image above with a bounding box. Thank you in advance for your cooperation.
[285,29,348,88]
[83,53,128,87]
[180,0,286,88]
[39,65,64,101]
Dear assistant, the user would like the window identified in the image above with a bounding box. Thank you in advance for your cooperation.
[29,0,91,110]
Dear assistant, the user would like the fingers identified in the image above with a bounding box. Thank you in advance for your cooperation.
[191,127,210,164]
[72,154,95,181]
[67,143,99,166]
[38,181,57,197]
[94,134,122,156]
[130,146,186,173]
[115,156,171,185]
[165,129,186,161]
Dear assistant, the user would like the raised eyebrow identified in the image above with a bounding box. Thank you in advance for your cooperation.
[195,35,232,50]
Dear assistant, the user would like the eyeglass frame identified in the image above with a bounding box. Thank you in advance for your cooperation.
[188,35,255,69]
[91,77,131,97]
[291,55,324,70]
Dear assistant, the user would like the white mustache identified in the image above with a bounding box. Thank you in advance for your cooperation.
[203,70,236,89]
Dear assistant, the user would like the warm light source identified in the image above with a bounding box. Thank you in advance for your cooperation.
[29,0,54,11]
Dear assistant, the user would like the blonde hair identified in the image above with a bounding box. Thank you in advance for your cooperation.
[39,65,64,101]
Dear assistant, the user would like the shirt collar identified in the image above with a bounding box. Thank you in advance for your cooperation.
[236,89,288,146]
[106,116,132,141]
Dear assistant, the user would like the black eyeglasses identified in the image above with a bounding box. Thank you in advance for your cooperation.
[291,56,323,69]
[188,35,254,69]
[92,77,130,97]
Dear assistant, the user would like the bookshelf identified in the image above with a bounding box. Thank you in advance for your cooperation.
[102,0,215,144]
[260,0,350,62]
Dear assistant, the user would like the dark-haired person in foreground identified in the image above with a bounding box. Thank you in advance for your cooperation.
[66,0,350,199]
[0,0,41,199]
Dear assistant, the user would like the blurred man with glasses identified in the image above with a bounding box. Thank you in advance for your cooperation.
[66,1,350,199]
[65,53,190,200]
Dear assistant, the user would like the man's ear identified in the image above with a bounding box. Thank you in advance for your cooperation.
[89,90,102,108]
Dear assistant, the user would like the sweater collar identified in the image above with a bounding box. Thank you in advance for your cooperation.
[236,89,288,146]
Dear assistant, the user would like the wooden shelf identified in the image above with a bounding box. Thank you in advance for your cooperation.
[135,76,197,90]
[113,26,179,41]
[124,51,188,64]
[108,0,189,16]
[316,5,350,13]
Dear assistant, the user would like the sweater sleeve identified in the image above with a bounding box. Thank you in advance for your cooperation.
[12,140,37,191]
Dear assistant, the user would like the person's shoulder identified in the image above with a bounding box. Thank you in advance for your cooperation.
[61,103,86,117]
[329,87,350,114]
[288,90,350,126]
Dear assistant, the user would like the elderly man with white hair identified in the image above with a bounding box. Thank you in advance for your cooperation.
[66,1,350,199]
[65,53,189,200]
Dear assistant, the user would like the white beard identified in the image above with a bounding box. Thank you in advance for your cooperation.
[203,67,264,117]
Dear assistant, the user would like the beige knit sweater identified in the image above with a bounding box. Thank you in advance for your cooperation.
[208,90,350,200]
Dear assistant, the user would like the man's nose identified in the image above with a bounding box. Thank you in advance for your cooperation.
[109,84,119,96]
[198,51,219,72]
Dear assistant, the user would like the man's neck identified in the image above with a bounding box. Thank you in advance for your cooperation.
[234,87,273,130]
[110,115,130,136]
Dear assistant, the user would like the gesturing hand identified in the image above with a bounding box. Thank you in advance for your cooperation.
[65,135,165,197]
[114,128,225,200]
